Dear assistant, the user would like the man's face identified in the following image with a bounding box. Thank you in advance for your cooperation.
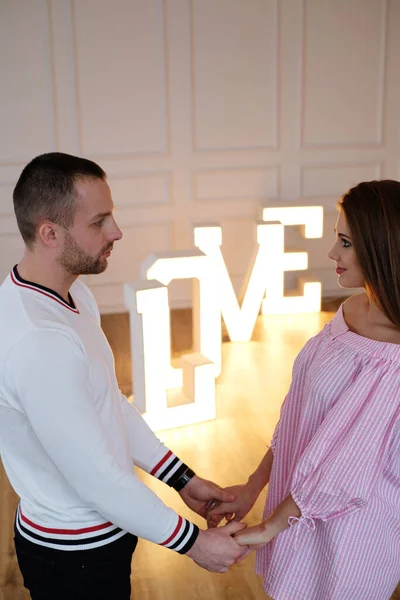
[58,178,123,275]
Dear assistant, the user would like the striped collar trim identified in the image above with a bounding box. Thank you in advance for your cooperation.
[11,266,79,314]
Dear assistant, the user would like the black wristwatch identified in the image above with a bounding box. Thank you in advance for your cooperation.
[172,467,196,492]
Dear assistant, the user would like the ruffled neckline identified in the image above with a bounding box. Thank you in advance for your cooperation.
[330,304,400,361]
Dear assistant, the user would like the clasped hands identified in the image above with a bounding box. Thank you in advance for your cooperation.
[205,481,276,548]
[179,474,300,573]
[200,479,300,547]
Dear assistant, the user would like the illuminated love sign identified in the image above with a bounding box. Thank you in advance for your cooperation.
[124,206,323,431]
[124,280,216,431]
[261,206,323,314]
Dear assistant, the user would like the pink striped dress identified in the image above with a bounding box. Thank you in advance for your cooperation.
[256,305,400,600]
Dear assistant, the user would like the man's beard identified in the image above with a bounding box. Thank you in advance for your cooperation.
[59,231,112,275]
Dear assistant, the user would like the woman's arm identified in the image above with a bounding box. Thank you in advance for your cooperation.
[233,494,301,546]
[206,447,274,527]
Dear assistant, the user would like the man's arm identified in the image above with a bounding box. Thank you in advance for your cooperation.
[6,330,245,570]
[119,394,236,516]
[119,394,186,481]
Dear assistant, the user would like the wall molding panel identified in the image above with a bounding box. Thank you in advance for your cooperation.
[1,0,399,312]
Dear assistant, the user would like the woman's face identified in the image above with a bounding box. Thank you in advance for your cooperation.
[328,209,365,289]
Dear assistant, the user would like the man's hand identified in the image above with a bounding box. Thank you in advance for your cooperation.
[206,481,260,528]
[179,475,236,519]
[186,521,251,573]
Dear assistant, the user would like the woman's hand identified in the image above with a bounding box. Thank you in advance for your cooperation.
[206,481,261,528]
[234,494,301,548]
[233,518,277,548]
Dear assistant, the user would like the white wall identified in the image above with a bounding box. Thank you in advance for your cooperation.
[1,0,399,312]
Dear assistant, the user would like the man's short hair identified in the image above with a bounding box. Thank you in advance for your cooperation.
[13,152,106,247]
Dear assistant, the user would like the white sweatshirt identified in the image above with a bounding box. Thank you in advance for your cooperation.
[0,266,199,552]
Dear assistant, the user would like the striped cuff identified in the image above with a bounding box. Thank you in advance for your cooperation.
[150,450,190,489]
[159,515,199,554]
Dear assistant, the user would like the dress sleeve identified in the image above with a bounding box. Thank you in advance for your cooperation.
[271,338,318,455]
[291,370,400,523]
[270,410,283,454]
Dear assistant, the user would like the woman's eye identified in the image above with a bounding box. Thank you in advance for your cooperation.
[94,219,104,227]
[342,239,351,248]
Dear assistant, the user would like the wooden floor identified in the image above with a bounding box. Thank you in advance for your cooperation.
[1,309,399,600]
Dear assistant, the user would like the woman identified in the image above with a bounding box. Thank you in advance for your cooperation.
[208,180,400,600]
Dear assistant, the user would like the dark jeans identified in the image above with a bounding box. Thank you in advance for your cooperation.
[14,528,138,600]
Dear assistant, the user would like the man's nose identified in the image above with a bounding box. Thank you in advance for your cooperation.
[111,219,123,241]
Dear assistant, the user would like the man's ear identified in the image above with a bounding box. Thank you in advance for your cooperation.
[37,221,61,249]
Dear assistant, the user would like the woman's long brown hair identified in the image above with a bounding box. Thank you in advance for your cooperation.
[339,180,400,328]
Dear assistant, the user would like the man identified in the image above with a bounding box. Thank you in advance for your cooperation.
[0,153,249,600]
